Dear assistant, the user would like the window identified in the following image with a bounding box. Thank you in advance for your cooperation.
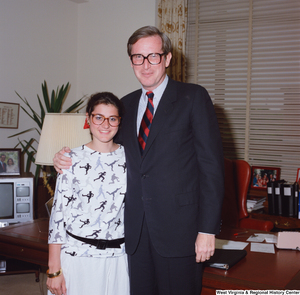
[186,0,300,182]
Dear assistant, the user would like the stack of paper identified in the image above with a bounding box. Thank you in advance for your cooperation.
[247,197,266,212]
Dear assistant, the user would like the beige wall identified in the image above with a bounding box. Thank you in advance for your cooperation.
[1,0,156,164]
[1,0,78,150]
[77,0,156,98]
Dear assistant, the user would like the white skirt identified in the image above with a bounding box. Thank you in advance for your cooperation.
[47,251,130,295]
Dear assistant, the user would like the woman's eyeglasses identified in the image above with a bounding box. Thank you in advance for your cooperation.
[91,114,121,127]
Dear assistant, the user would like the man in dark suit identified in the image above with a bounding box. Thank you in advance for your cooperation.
[121,26,224,295]
[54,26,224,295]
[0,154,7,173]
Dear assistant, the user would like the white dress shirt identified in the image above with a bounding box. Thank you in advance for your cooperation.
[136,75,169,135]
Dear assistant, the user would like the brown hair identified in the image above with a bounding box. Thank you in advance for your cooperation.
[86,92,124,119]
[127,26,172,56]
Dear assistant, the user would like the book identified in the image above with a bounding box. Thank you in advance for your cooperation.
[204,249,247,270]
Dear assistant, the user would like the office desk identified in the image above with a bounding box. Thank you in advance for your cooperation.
[0,220,299,292]
[0,219,48,267]
[202,227,300,294]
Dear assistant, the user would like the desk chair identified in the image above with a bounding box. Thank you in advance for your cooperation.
[221,158,274,231]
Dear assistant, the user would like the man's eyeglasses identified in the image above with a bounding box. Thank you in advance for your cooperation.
[91,114,121,127]
[130,53,166,65]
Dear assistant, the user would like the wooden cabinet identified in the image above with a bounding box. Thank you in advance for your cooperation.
[35,177,55,219]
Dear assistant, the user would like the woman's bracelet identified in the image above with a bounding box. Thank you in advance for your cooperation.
[46,268,63,278]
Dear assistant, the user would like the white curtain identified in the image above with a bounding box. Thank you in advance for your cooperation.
[158,0,187,82]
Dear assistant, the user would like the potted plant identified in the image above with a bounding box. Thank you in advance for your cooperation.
[9,81,87,192]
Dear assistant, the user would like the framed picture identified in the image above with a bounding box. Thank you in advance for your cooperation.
[0,148,21,176]
[0,101,20,129]
[251,166,281,189]
[296,168,300,186]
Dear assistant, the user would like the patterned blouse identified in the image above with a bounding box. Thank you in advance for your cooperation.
[48,145,127,257]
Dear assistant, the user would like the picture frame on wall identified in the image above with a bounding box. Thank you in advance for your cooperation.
[251,166,281,189]
[0,101,20,129]
[0,148,21,176]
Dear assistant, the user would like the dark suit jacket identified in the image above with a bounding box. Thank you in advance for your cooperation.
[0,162,6,173]
[119,78,224,258]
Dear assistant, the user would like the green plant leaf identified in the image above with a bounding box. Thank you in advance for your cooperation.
[50,89,56,112]
[64,95,87,113]
[42,81,51,111]
[26,151,35,172]
[15,93,42,126]
[18,138,38,154]
[37,95,46,127]
[16,138,37,173]
[53,83,70,112]
[7,128,39,138]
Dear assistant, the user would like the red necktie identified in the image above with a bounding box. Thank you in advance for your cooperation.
[138,91,154,153]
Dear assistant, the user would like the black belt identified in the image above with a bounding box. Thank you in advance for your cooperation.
[66,231,125,250]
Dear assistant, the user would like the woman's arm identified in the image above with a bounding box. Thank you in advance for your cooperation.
[46,244,67,295]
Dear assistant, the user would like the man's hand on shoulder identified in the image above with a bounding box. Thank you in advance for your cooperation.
[53,146,72,174]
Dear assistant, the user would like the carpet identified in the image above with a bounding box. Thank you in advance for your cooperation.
[0,272,47,295]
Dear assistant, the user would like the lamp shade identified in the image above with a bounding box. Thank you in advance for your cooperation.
[35,113,91,166]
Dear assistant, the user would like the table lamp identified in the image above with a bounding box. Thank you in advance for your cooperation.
[35,113,91,217]
[35,113,91,166]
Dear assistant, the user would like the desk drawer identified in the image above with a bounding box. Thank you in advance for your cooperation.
[0,242,48,266]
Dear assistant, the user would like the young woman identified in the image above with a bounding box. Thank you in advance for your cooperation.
[46,92,129,295]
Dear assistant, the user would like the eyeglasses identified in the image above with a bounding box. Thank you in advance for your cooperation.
[91,114,121,127]
[130,53,166,65]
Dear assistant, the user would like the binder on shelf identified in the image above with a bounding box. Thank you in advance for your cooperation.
[281,182,295,217]
[274,180,285,216]
[298,193,300,220]
[267,181,277,215]
[294,182,299,218]
[267,180,299,218]
[204,249,247,270]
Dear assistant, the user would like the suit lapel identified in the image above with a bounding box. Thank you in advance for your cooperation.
[126,90,143,157]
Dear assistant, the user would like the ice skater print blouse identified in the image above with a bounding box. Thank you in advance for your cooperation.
[48,145,127,257]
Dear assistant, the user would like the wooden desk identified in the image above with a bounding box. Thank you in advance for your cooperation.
[1,220,299,292]
[0,219,48,267]
[250,211,300,230]
[202,228,300,294]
